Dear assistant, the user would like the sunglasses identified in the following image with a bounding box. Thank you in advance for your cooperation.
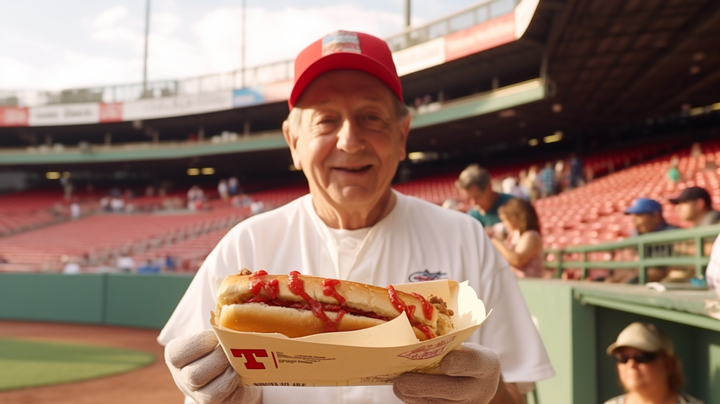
[615,352,658,364]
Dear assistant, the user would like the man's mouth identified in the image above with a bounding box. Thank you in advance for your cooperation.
[334,165,372,173]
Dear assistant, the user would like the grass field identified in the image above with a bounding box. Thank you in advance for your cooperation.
[0,338,155,391]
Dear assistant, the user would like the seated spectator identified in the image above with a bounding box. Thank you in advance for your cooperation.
[670,187,720,227]
[667,157,681,187]
[538,162,556,198]
[455,164,513,230]
[603,198,679,284]
[490,198,545,278]
[228,176,240,196]
[218,179,229,200]
[61,255,81,274]
[232,193,252,207]
[625,198,679,236]
[604,322,702,404]
[137,259,161,274]
[116,254,135,273]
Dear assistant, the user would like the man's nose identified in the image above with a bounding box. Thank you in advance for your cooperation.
[336,119,365,154]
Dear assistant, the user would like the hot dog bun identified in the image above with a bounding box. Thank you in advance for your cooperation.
[215,269,454,340]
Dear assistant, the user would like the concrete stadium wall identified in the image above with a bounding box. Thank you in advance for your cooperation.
[519,279,720,404]
[2,273,718,403]
[0,273,192,328]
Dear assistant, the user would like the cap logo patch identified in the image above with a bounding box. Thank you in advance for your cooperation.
[322,31,361,56]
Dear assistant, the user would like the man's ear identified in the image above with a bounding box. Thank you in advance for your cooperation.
[282,119,302,171]
[397,114,411,161]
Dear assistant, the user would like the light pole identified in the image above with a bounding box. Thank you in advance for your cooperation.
[241,0,246,88]
[404,0,411,27]
[143,0,151,95]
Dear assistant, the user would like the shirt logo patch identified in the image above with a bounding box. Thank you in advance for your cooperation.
[408,270,448,282]
[322,31,361,56]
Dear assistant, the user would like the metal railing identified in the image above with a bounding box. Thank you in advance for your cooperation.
[0,0,518,108]
[544,224,720,284]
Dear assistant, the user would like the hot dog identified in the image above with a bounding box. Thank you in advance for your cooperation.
[215,269,454,340]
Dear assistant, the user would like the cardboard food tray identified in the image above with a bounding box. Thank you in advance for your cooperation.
[211,279,489,387]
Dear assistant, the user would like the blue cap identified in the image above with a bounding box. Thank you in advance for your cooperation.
[625,198,663,215]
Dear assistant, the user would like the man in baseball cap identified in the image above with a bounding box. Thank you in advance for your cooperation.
[669,186,720,227]
[624,198,678,236]
[160,30,553,404]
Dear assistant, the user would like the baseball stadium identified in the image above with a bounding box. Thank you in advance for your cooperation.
[1,0,720,403]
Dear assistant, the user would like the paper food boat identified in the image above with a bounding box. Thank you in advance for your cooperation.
[211,279,489,387]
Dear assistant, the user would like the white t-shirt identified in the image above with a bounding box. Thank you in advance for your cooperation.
[158,191,554,404]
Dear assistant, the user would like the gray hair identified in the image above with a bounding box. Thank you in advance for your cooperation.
[455,164,491,191]
[285,96,409,139]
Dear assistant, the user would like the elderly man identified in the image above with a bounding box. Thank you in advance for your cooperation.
[159,31,553,404]
[669,186,720,227]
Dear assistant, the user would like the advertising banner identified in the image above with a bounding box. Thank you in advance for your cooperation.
[233,88,265,108]
[122,91,233,121]
[0,107,29,127]
[393,38,446,77]
[99,103,123,123]
[444,12,516,62]
[29,103,100,126]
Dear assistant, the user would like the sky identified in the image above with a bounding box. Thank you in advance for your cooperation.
[0,0,481,91]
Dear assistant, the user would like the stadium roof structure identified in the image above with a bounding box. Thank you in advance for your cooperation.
[0,0,719,173]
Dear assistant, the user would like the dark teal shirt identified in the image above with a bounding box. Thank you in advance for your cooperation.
[467,193,513,228]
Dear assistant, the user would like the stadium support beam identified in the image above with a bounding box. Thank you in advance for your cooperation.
[404,0,411,27]
[603,0,720,115]
[656,68,720,113]
[143,0,151,94]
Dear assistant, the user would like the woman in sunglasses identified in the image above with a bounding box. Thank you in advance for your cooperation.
[604,322,702,404]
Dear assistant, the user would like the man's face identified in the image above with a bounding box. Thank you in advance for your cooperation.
[677,200,700,221]
[632,212,662,234]
[283,70,410,210]
[459,185,491,211]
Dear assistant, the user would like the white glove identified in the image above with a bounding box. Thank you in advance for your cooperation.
[393,343,501,404]
[165,329,261,404]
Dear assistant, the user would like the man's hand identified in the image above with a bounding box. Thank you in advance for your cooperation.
[394,343,513,404]
[165,330,261,404]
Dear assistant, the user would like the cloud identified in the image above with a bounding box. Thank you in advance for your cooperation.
[1,3,417,95]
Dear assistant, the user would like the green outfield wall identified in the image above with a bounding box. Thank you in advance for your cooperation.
[1,273,718,403]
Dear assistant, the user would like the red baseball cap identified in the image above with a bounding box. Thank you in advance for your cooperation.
[289,31,403,109]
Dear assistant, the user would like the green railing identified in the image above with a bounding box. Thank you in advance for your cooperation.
[544,224,720,284]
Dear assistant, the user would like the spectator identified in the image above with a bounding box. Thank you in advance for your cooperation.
[554,160,566,194]
[538,162,556,198]
[603,198,680,284]
[490,198,545,278]
[61,255,81,274]
[502,176,527,200]
[455,164,513,229]
[187,186,204,211]
[138,259,161,274]
[116,254,135,273]
[669,187,720,227]
[569,154,584,188]
[604,322,702,404]
[110,197,125,212]
[228,177,240,196]
[231,193,252,207]
[524,165,540,202]
[165,255,177,272]
[218,180,229,200]
[667,156,681,187]
[70,202,80,219]
[626,198,679,236]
